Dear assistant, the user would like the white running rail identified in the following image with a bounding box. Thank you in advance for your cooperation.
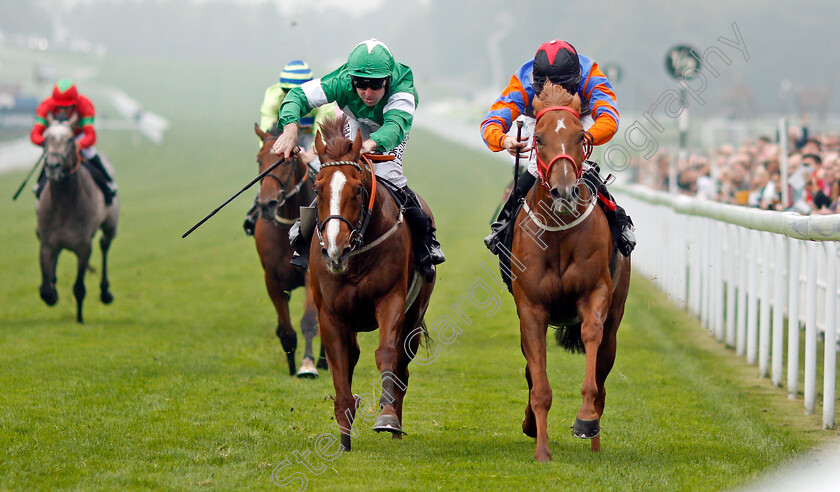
[615,184,839,429]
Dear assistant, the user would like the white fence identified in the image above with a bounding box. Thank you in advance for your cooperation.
[615,185,839,429]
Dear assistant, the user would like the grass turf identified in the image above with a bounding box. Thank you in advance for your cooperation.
[1,50,837,490]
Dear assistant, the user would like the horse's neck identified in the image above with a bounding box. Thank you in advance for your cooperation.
[47,168,90,203]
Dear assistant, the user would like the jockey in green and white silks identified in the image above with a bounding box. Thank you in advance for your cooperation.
[275,39,417,188]
[272,38,444,276]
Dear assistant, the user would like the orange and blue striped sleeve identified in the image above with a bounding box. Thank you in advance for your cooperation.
[480,62,531,152]
[578,55,619,145]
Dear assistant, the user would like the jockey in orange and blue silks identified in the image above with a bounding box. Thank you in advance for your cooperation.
[481,40,619,158]
[481,40,635,258]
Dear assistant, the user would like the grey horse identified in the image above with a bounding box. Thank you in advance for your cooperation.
[35,114,119,322]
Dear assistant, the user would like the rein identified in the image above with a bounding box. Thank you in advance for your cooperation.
[533,105,592,183]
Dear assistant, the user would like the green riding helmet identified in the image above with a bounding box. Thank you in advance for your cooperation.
[346,38,394,79]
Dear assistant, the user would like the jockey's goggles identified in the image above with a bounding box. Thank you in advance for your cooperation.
[351,76,387,90]
[531,74,578,96]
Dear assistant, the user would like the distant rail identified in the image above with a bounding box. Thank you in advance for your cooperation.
[616,184,839,429]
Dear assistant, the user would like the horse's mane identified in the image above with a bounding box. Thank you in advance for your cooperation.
[533,82,581,114]
[318,113,353,161]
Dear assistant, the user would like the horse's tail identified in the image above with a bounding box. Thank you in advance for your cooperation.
[553,323,585,354]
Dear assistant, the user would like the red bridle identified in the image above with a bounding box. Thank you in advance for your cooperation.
[533,105,592,185]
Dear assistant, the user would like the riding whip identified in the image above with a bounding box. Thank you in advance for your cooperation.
[12,151,46,201]
[181,153,293,238]
[512,119,524,199]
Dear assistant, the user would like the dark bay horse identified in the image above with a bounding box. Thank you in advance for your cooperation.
[309,115,435,451]
[253,124,325,377]
[36,115,119,323]
[510,83,630,460]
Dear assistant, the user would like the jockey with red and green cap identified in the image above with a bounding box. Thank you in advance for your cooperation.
[30,79,117,204]
[244,60,338,236]
[481,40,635,258]
[272,39,444,276]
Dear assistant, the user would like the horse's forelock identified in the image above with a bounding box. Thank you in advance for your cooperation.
[318,113,360,161]
[533,82,580,114]
[43,122,74,141]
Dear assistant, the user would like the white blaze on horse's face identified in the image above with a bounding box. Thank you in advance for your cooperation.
[325,170,347,261]
[554,119,566,133]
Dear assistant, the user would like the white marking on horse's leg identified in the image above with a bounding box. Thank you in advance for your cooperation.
[326,171,346,259]
[554,119,566,133]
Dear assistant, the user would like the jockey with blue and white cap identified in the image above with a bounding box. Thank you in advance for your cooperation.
[244,60,338,236]
[272,39,445,276]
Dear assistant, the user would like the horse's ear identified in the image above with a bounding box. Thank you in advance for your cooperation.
[46,112,54,125]
[351,129,363,157]
[314,130,326,157]
[68,112,78,127]
[254,122,268,140]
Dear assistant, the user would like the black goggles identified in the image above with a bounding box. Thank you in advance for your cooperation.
[532,75,578,95]
[351,76,387,90]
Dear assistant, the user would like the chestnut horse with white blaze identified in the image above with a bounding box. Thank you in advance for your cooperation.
[309,115,435,451]
[253,124,325,377]
[511,82,630,460]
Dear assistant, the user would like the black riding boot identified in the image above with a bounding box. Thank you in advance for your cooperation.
[289,199,317,269]
[243,198,258,236]
[484,172,536,255]
[85,154,117,205]
[400,186,445,281]
[582,166,636,256]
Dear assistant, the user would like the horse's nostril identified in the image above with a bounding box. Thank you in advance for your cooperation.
[550,188,562,201]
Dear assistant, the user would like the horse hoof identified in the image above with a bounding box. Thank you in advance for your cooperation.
[340,433,351,451]
[373,414,405,435]
[295,358,318,379]
[40,289,58,306]
[572,418,600,439]
[316,358,329,370]
[101,291,114,304]
[535,447,552,462]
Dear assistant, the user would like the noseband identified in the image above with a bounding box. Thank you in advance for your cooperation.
[533,105,592,186]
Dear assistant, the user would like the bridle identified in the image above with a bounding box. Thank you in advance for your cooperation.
[44,130,81,180]
[533,105,592,186]
[258,135,312,224]
[315,154,402,255]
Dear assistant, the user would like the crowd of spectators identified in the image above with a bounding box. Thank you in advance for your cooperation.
[632,119,840,215]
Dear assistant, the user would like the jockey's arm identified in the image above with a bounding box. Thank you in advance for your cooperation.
[30,101,50,146]
[480,69,529,152]
[579,58,619,145]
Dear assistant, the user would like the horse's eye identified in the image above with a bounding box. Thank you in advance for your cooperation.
[356,187,364,197]
[534,135,542,145]
[578,132,585,143]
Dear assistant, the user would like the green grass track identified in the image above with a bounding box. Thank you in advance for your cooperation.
[1,52,837,491]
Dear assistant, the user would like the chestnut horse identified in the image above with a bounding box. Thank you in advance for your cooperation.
[253,124,325,377]
[511,83,630,460]
[36,115,119,323]
[309,115,435,451]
